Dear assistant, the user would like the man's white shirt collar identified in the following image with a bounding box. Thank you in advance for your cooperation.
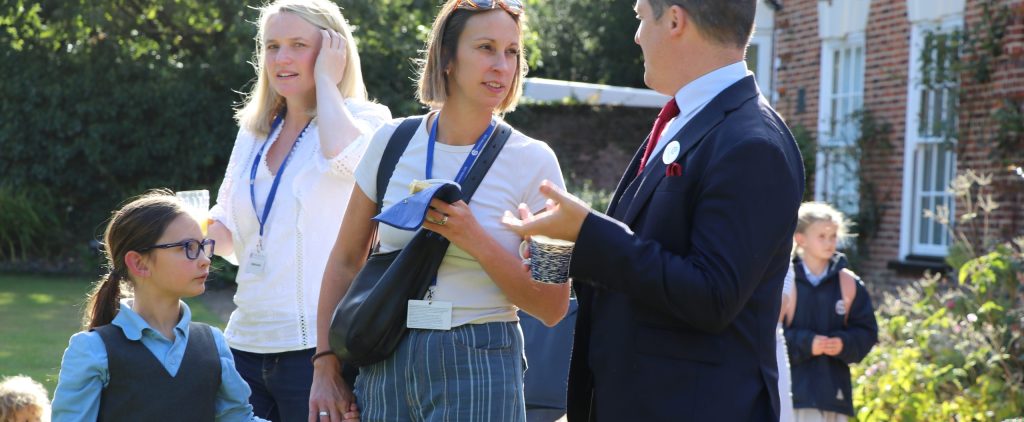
[652,61,751,159]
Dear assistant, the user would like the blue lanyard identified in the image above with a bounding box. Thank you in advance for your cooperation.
[249,116,310,238]
[424,114,495,293]
[426,114,496,184]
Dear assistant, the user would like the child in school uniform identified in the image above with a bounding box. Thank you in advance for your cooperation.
[50,190,268,422]
[784,202,878,422]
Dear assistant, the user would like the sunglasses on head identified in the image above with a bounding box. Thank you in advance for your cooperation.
[455,0,524,15]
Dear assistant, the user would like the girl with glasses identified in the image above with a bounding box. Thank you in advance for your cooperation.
[311,0,569,420]
[204,0,389,420]
[51,190,266,422]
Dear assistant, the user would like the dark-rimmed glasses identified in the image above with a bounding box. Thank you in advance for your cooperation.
[455,0,524,15]
[138,239,216,260]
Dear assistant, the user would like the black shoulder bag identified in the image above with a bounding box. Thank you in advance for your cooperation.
[328,116,513,367]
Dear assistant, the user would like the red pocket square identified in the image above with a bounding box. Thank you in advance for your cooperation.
[666,162,683,177]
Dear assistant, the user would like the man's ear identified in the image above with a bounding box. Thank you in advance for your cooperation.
[793,233,805,248]
[124,251,150,279]
[667,4,688,35]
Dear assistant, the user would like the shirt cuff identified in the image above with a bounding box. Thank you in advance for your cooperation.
[316,130,372,178]
[208,205,239,265]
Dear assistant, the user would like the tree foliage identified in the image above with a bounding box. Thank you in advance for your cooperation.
[525,0,644,87]
[1,0,256,263]
[0,0,645,267]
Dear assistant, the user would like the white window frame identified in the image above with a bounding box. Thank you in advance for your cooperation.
[815,33,865,217]
[747,34,773,98]
[899,15,962,258]
[749,0,775,99]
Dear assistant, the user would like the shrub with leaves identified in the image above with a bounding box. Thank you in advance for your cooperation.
[853,170,1024,420]
[0,185,60,262]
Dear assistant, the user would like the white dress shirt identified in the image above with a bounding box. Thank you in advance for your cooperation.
[651,61,751,159]
[210,99,390,353]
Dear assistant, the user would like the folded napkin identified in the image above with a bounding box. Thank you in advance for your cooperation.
[373,182,464,231]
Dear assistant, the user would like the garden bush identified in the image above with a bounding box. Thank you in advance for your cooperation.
[852,172,1024,420]
[0,184,60,262]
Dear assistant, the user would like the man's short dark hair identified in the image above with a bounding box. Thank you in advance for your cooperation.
[648,0,756,49]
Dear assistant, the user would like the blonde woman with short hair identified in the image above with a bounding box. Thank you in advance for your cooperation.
[205,1,390,420]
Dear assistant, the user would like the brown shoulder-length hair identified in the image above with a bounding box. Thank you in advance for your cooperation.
[82,190,186,330]
[416,0,528,114]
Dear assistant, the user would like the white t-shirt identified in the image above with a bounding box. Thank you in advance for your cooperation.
[354,115,565,327]
[210,99,390,353]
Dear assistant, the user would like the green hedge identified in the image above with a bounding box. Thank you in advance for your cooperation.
[0,0,641,268]
[1,1,254,265]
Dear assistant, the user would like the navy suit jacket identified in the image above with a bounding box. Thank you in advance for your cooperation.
[566,76,804,421]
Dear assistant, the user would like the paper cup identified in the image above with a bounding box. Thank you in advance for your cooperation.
[518,235,574,284]
[175,189,210,235]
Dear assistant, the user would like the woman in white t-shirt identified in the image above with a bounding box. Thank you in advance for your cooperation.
[205,1,389,421]
[309,1,570,421]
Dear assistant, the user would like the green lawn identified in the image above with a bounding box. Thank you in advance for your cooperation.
[0,274,224,394]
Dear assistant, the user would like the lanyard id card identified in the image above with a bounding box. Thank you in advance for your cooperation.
[245,241,267,275]
[407,288,452,330]
[405,114,494,331]
[245,115,310,277]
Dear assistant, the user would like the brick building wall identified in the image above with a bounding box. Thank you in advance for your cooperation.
[772,0,1024,288]
[859,0,912,286]
[957,0,1024,249]
[773,0,821,189]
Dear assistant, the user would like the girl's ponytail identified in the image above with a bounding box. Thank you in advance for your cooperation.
[83,271,126,330]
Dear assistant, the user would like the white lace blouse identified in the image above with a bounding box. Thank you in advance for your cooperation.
[210,99,390,353]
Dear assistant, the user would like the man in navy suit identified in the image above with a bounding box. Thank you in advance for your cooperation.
[503,0,804,420]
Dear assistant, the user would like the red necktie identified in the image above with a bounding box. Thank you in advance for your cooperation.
[637,98,680,175]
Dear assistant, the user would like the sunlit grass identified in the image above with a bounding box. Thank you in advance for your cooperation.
[0,274,224,395]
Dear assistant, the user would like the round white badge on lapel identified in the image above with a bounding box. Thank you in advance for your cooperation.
[662,140,681,164]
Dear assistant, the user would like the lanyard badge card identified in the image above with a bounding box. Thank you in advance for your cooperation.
[407,286,453,330]
[246,116,310,275]
[406,115,494,331]
[246,241,267,275]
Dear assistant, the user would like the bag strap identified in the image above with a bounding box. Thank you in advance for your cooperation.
[839,269,858,325]
[376,117,423,213]
[367,117,423,253]
[459,122,512,203]
[374,116,512,207]
[368,116,511,250]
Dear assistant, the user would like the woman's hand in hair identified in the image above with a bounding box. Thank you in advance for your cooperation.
[314,28,347,87]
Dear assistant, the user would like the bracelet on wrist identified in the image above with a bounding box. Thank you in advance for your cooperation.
[310,350,335,364]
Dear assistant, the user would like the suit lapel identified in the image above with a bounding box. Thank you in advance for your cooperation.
[619,76,761,227]
[606,135,648,217]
